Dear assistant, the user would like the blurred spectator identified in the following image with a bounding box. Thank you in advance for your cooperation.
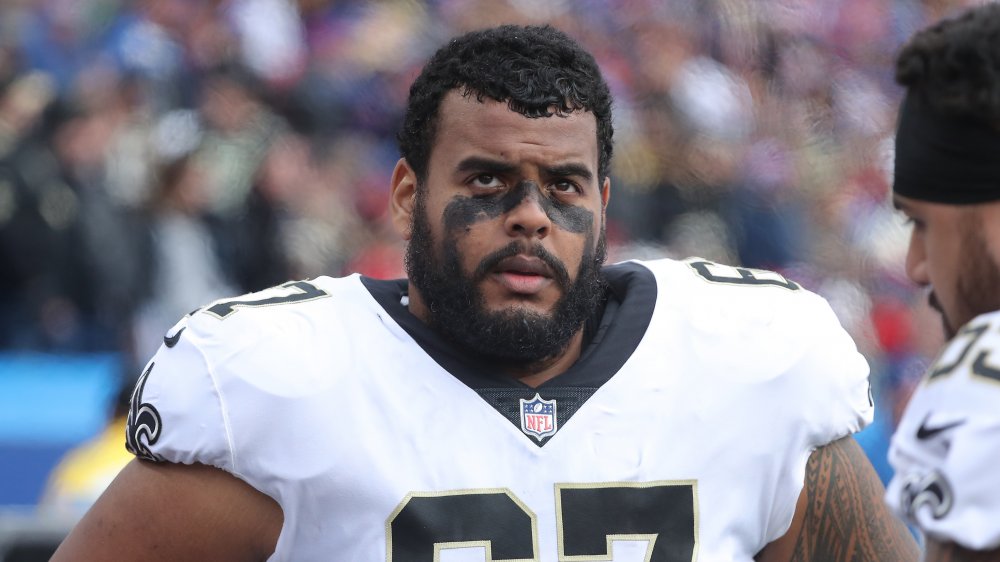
[196,62,286,218]
[130,119,235,364]
[226,0,308,89]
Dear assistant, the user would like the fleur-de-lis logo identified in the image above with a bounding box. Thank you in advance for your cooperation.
[126,363,163,462]
[901,470,953,521]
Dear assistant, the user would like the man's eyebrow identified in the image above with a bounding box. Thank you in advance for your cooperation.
[543,163,593,182]
[454,157,594,182]
[892,196,907,212]
[455,157,518,175]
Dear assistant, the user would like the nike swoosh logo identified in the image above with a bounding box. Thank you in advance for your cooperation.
[916,415,966,440]
[163,327,186,348]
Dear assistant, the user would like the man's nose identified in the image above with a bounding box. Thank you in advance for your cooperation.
[503,184,551,239]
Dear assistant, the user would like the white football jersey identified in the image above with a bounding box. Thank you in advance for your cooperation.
[886,309,1000,550]
[127,257,872,561]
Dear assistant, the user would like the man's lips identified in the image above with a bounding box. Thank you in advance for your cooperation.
[497,255,553,277]
[492,255,553,294]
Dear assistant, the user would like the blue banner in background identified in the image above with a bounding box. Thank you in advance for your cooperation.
[0,353,122,506]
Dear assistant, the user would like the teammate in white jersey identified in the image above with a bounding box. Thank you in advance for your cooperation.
[887,4,1000,561]
[53,24,917,561]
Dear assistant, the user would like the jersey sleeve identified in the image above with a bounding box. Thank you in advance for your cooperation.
[658,257,873,546]
[791,292,874,448]
[886,312,1000,550]
[674,258,873,445]
[125,315,235,472]
[124,278,344,496]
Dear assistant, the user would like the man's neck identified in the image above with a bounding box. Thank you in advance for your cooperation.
[504,329,585,387]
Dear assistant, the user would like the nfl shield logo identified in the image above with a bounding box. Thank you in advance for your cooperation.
[520,393,557,441]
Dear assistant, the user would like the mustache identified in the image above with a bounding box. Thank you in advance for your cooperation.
[927,290,957,338]
[472,241,571,289]
[928,291,943,314]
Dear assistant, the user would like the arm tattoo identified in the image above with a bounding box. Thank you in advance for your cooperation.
[789,436,920,562]
[925,540,1000,562]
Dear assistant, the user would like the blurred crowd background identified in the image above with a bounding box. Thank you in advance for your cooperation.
[0,0,978,548]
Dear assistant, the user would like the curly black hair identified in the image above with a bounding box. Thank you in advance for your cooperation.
[896,3,1000,125]
[398,24,614,184]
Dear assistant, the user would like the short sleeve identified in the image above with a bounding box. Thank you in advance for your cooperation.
[654,257,874,446]
[656,257,874,546]
[793,295,874,447]
[125,317,234,472]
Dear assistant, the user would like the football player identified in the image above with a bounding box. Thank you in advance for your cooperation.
[54,24,917,561]
[887,4,1000,561]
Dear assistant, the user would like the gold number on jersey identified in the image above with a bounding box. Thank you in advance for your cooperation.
[386,482,698,561]
[202,280,330,319]
[687,260,800,291]
[928,323,988,380]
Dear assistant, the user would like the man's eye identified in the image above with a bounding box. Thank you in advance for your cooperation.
[900,214,924,231]
[470,174,503,189]
[551,180,581,194]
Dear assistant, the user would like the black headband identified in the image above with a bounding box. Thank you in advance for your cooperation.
[893,92,1000,204]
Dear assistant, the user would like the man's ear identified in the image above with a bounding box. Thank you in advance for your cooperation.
[390,158,418,240]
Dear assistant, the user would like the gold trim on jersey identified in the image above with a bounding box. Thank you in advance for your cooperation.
[202,280,332,320]
[685,259,799,291]
[385,488,540,562]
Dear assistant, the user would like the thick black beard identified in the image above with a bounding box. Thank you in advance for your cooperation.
[950,217,1000,338]
[928,216,1000,340]
[405,192,607,369]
